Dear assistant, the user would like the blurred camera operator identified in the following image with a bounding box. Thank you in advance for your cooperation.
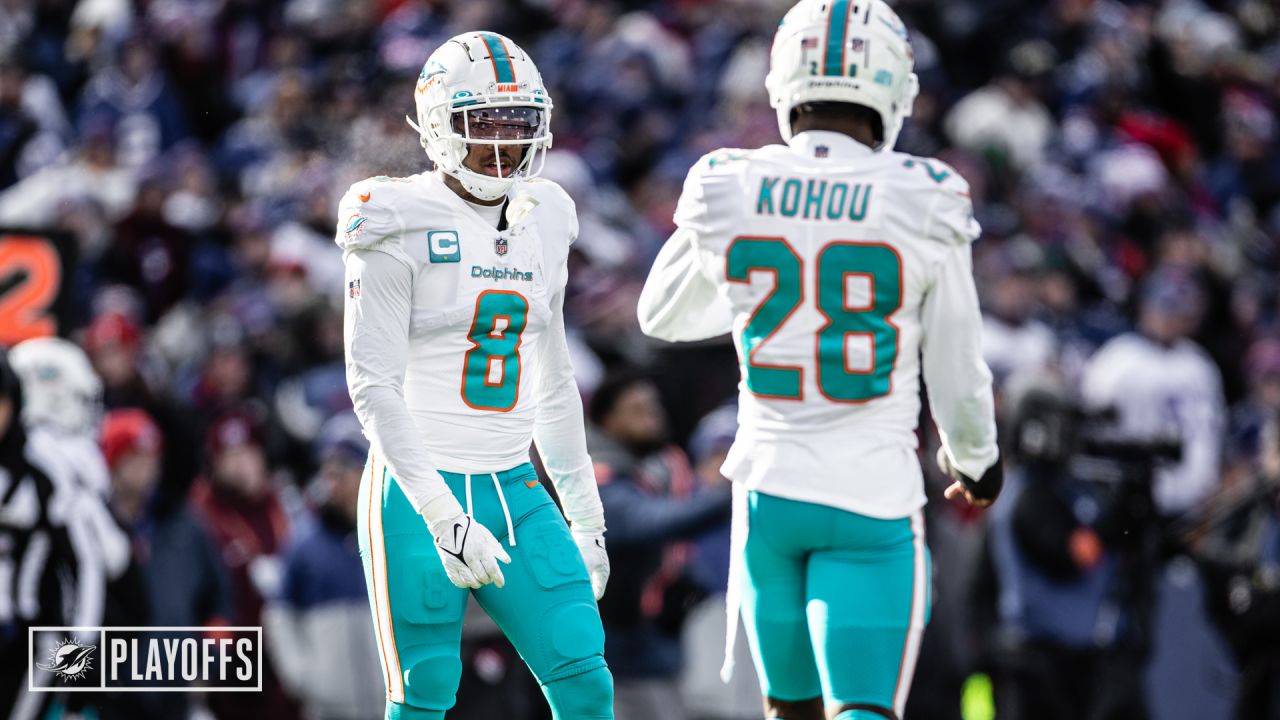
[987,372,1166,720]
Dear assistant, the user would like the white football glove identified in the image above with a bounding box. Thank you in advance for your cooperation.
[571,526,610,600]
[432,513,511,589]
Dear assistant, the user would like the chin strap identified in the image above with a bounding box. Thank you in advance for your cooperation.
[496,198,511,231]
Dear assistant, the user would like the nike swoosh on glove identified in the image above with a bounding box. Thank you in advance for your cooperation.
[571,527,610,600]
[433,514,511,589]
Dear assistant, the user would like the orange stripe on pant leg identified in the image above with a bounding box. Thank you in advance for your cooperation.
[375,464,405,701]
[892,511,927,712]
[366,453,393,698]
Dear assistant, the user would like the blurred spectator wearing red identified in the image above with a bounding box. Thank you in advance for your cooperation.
[190,406,297,720]
[98,407,230,720]
[85,310,199,506]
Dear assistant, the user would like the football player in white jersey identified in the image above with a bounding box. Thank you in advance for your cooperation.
[637,2,1002,719]
[338,32,613,720]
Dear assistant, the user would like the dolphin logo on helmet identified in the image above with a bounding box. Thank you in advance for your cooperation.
[407,32,554,202]
[765,0,920,151]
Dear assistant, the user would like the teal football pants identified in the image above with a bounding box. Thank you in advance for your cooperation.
[740,491,930,718]
[357,457,613,719]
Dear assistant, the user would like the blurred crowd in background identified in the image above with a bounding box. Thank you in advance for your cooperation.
[0,0,1278,718]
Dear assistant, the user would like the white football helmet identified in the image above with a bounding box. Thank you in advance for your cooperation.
[408,32,553,201]
[9,337,103,438]
[766,0,920,150]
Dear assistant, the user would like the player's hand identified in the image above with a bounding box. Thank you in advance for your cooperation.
[943,479,992,508]
[937,447,1000,508]
[432,514,511,589]
[571,526,610,600]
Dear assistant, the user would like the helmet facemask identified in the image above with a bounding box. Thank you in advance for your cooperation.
[411,95,553,202]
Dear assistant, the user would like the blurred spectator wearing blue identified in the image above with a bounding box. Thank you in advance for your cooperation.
[678,403,762,720]
[77,35,188,168]
[264,413,382,720]
[587,371,732,720]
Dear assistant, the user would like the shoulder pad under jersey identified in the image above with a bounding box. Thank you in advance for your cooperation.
[334,176,419,263]
[894,155,981,246]
[674,148,752,237]
[510,177,578,245]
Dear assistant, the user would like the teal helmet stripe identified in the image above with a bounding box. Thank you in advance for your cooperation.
[478,32,516,83]
[823,0,853,76]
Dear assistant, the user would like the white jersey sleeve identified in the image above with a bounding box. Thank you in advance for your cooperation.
[338,183,464,528]
[637,151,743,341]
[637,228,734,341]
[527,183,605,529]
[918,175,998,479]
[532,285,605,529]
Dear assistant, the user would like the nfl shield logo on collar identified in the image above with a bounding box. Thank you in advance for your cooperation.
[494,235,509,256]
[348,278,361,298]
[815,145,829,158]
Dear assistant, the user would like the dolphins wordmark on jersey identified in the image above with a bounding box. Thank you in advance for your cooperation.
[335,172,579,472]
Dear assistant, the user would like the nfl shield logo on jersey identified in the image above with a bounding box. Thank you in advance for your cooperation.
[348,278,361,299]
[494,235,509,257]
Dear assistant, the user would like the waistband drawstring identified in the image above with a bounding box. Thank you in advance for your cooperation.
[492,473,516,547]
[462,473,517,548]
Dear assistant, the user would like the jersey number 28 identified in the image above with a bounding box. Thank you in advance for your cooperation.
[727,236,901,403]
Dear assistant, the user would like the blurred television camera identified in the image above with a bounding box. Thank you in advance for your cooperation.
[983,378,1187,720]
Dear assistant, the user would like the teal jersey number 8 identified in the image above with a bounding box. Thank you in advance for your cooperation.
[726,237,901,403]
[462,290,529,411]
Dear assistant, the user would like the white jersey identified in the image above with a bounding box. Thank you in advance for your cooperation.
[638,130,998,519]
[338,172,600,526]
